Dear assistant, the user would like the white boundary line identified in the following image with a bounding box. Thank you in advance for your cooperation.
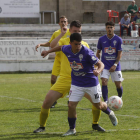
[0,95,140,119]
[36,128,140,134]
[0,95,140,133]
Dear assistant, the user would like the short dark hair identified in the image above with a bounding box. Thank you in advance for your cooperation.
[105,21,115,26]
[70,20,81,28]
[70,33,82,42]
[59,15,68,22]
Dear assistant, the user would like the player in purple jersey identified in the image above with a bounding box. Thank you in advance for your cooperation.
[41,33,118,136]
[96,21,124,103]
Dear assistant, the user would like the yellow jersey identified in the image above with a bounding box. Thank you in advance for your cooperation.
[49,29,70,61]
[59,37,89,78]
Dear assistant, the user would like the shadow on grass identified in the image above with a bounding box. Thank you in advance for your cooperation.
[0,129,107,140]
[0,132,62,140]
[0,106,69,113]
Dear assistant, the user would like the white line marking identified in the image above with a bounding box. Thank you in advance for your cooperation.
[0,95,42,103]
[36,128,140,134]
[0,95,140,119]
[0,95,140,133]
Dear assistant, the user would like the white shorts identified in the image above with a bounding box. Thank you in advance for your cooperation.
[69,84,102,103]
[101,69,124,82]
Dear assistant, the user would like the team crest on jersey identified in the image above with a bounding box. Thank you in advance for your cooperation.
[104,46,116,54]
[79,54,83,61]
[70,61,83,71]
[113,40,117,46]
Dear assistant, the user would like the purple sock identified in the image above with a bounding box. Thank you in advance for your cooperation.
[68,117,76,129]
[102,85,108,102]
[103,107,111,115]
[117,87,123,98]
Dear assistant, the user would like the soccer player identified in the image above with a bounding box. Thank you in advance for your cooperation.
[96,21,124,103]
[33,20,105,133]
[41,33,118,136]
[35,16,70,108]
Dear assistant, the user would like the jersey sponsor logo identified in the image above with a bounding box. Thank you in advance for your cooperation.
[73,71,86,76]
[103,41,107,43]
[79,54,83,62]
[70,61,83,71]
[95,93,99,99]
[104,55,116,60]
[67,55,71,57]
[104,46,116,54]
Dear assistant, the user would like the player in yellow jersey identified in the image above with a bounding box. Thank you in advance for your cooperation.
[35,16,70,108]
[33,20,105,133]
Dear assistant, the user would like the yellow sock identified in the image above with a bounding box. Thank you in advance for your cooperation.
[92,105,101,124]
[40,106,50,127]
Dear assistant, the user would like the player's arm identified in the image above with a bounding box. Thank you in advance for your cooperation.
[115,50,122,65]
[109,50,122,72]
[96,49,101,59]
[41,46,62,58]
[35,42,50,52]
[93,60,104,77]
[50,27,67,48]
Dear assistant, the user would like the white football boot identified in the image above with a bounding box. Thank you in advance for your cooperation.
[62,129,76,136]
[109,110,118,126]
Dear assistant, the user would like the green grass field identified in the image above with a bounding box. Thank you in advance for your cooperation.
[0,71,140,140]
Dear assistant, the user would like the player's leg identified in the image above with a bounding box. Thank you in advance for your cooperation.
[93,100,118,126]
[63,85,84,136]
[33,90,63,133]
[63,101,78,136]
[86,84,118,126]
[50,75,58,108]
[111,71,124,98]
[101,69,110,102]
[84,93,105,131]
[34,77,71,133]
[51,57,61,108]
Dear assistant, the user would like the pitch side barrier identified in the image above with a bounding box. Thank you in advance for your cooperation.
[0,39,140,72]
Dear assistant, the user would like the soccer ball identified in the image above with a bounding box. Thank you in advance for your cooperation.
[107,96,123,111]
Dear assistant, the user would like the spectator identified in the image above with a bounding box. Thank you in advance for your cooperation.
[120,13,131,37]
[127,0,138,14]
[133,11,140,35]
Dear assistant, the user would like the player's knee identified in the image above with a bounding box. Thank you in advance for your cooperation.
[115,81,122,88]
[102,80,107,86]
[42,100,50,109]
[96,104,102,110]
[94,102,105,110]
[68,102,76,110]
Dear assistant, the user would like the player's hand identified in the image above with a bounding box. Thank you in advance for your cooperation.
[35,44,40,52]
[93,70,100,77]
[109,65,116,72]
[61,26,67,35]
[41,50,49,58]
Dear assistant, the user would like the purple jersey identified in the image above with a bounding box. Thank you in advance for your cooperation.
[97,34,122,71]
[61,45,99,87]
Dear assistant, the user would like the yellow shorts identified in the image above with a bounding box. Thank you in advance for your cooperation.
[50,76,71,98]
[51,57,61,76]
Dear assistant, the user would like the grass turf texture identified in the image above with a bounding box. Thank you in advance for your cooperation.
[0,71,140,140]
